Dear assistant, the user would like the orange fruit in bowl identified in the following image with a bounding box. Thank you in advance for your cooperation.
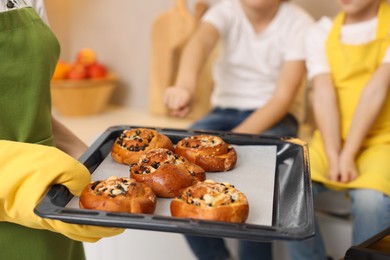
[52,60,71,80]
[76,48,97,67]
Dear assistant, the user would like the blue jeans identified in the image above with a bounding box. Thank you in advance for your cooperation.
[186,107,299,260]
[191,107,298,137]
[288,183,390,260]
[185,236,272,260]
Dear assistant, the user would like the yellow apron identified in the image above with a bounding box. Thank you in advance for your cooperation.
[309,0,390,196]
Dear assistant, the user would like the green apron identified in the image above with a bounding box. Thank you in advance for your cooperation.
[0,7,85,260]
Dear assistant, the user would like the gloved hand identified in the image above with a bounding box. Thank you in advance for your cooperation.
[0,140,124,242]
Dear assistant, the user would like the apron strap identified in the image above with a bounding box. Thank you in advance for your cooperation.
[376,0,390,39]
[328,0,390,43]
[326,12,344,44]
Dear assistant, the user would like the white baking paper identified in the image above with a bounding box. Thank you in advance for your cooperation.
[67,145,277,226]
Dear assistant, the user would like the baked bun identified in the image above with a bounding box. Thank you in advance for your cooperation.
[170,180,249,223]
[112,128,174,165]
[130,148,206,198]
[79,176,156,214]
[175,135,237,172]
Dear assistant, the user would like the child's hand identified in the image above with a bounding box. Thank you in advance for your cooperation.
[326,163,342,183]
[326,153,358,183]
[338,151,358,183]
[163,86,192,117]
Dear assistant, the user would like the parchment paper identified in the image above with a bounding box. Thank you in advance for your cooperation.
[67,145,277,226]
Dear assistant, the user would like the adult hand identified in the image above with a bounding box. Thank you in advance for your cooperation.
[0,140,124,242]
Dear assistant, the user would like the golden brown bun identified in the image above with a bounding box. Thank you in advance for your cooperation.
[79,176,156,214]
[170,180,249,223]
[130,148,206,198]
[111,128,174,165]
[175,135,237,172]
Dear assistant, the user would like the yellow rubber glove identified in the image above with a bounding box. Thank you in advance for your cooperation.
[0,140,124,242]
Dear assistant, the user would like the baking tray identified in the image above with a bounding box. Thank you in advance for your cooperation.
[345,227,390,259]
[35,125,314,242]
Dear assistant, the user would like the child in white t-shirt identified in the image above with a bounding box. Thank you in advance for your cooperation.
[164,0,313,135]
[163,0,314,259]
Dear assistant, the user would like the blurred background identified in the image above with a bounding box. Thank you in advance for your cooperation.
[44,1,349,259]
[46,0,340,110]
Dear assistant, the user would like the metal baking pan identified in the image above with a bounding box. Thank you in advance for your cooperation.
[35,125,314,242]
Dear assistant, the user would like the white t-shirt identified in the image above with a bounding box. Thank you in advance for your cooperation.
[0,0,48,23]
[306,16,390,80]
[202,0,314,111]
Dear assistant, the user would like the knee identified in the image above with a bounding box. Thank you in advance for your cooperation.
[349,189,390,215]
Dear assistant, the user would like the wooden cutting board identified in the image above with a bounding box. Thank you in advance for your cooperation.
[149,0,213,120]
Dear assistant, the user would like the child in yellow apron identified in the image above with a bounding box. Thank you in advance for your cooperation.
[289,0,390,259]
[0,3,122,260]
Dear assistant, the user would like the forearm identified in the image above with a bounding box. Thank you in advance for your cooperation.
[51,117,87,159]
[233,60,306,134]
[175,22,219,92]
[342,63,390,157]
[312,74,341,163]
[163,23,219,117]
[175,41,205,93]
[232,96,292,134]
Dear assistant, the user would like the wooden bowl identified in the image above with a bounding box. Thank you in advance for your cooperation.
[51,74,117,116]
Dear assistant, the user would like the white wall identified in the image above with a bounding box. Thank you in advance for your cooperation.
[45,0,339,109]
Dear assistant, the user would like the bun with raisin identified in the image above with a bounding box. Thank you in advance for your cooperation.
[175,135,237,172]
[170,180,249,223]
[130,148,206,198]
[112,128,174,165]
[79,176,156,214]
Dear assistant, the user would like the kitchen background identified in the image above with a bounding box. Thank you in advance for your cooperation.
[45,0,339,109]
[44,1,348,259]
